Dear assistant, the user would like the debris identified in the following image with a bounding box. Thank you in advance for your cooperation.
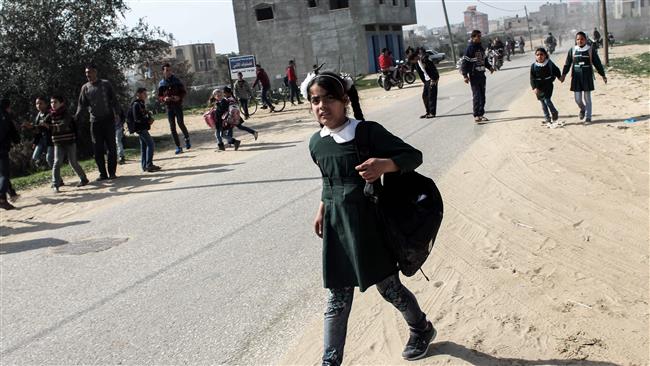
[513,220,534,229]
[567,299,592,309]
[617,125,629,129]
[624,118,638,123]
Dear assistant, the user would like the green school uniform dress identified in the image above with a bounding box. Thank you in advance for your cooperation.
[309,119,422,291]
[562,44,606,92]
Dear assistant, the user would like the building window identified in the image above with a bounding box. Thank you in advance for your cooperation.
[307,0,318,7]
[392,25,401,31]
[404,0,408,7]
[198,60,205,71]
[365,25,376,31]
[256,6,274,21]
[379,25,389,31]
[329,0,349,10]
[175,49,184,58]
[392,0,397,5]
[379,0,384,3]
[208,60,214,69]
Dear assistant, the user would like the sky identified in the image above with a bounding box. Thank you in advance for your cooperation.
[123,0,567,53]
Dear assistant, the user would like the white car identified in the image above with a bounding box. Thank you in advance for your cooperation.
[425,50,446,64]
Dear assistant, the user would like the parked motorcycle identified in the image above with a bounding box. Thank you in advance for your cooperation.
[377,66,404,91]
[396,60,416,84]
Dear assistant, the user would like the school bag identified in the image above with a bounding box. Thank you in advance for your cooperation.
[203,108,216,129]
[221,97,241,128]
[355,121,444,278]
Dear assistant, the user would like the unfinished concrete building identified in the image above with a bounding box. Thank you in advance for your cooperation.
[232,0,417,85]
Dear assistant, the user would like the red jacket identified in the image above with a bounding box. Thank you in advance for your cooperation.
[253,68,271,89]
[286,65,297,82]
[378,54,393,70]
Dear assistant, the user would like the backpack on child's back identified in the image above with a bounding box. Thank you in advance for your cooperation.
[221,97,241,128]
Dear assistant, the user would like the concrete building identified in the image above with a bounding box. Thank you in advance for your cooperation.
[170,43,221,86]
[533,2,569,24]
[614,0,650,18]
[463,6,489,34]
[232,0,417,83]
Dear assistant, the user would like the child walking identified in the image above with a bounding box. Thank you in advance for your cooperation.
[46,95,88,192]
[530,47,563,126]
[307,72,436,366]
[128,88,160,172]
[561,31,607,124]
[210,89,240,151]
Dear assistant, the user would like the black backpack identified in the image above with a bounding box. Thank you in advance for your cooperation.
[355,121,444,278]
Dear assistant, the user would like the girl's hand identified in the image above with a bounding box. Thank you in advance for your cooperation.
[314,202,325,238]
[532,88,539,95]
[355,158,398,183]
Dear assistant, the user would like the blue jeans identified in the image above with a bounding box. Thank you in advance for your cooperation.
[574,91,592,119]
[32,139,54,168]
[137,130,155,170]
[261,88,274,110]
[540,97,558,120]
[115,126,125,158]
[322,274,427,366]
[166,105,190,147]
[215,123,235,145]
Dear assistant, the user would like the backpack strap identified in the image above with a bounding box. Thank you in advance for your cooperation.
[354,121,383,201]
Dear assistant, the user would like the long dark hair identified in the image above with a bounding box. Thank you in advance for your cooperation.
[306,71,364,121]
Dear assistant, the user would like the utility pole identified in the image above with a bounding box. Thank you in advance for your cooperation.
[442,0,457,64]
[524,5,533,51]
[601,0,609,65]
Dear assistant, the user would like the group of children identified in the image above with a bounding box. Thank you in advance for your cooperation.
[206,86,258,151]
[529,31,607,127]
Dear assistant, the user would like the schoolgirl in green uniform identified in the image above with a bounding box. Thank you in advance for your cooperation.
[306,72,435,365]
[560,31,607,124]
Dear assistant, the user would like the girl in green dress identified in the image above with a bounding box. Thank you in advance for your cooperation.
[306,72,435,365]
[560,31,607,124]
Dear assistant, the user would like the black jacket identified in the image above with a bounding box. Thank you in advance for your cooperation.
[530,60,562,99]
[416,53,440,83]
[462,42,492,78]
[127,99,152,133]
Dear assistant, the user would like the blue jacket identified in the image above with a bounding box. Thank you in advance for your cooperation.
[461,42,492,78]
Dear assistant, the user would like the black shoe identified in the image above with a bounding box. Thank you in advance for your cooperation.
[146,164,162,172]
[118,156,126,165]
[579,109,585,120]
[108,175,118,180]
[425,114,435,119]
[96,175,109,182]
[0,198,16,210]
[551,111,559,121]
[185,138,192,150]
[217,143,225,151]
[233,140,241,151]
[401,321,436,361]
[77,178,89,187]
[419,114,428,119]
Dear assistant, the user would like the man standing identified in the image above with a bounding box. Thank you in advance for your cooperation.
[412,48,439,119]
[75,64,120,180]
[462,30,494,124]
[158,63,191,154]
[286,60,303,105]
[252,64,274,113]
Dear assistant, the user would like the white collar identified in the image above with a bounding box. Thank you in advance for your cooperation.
[320,119,361,143]
[575,44,591,52]
[534,59,549,67]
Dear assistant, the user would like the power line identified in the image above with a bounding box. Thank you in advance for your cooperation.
[476,0,525,13]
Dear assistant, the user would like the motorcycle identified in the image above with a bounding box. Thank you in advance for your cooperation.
[489,48,504,71]
[545,41,556,54]
[377,67,404,91]
[396,60,416,84]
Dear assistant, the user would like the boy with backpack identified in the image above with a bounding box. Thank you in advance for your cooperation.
[211,88,241,151]
[127,88,160,172]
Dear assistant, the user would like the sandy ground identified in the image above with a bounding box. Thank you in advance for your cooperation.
[280,45,649,365]
[2,45,648,365]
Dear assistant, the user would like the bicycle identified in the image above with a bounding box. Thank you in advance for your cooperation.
[241,87,286,115]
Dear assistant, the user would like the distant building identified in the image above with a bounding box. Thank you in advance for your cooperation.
[614,0,650,18]
[532,2,569,24]
[463,5,489,34]
[232,0,417,81]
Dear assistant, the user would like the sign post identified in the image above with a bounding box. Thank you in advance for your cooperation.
[228,55,257,80]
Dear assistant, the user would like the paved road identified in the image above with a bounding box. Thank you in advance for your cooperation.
[1,53,535,364]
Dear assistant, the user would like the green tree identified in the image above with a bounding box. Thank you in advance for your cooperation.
[0,0,170,174]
